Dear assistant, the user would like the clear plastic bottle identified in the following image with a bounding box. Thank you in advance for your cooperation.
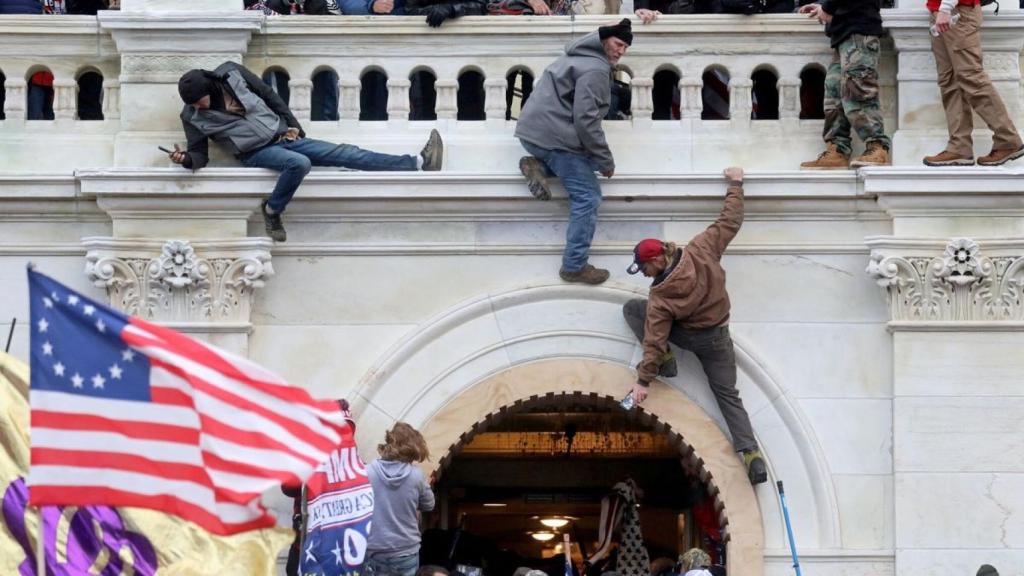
[930,12,961,37]
[619,392,636,410]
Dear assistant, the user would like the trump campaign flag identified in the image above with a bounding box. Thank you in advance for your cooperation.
[299,423,373,576]
[26,268,349,536]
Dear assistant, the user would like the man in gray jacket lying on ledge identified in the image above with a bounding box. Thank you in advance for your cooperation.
[168,61,443,242]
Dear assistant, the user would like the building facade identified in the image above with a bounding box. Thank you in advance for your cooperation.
[1,1,1023,574]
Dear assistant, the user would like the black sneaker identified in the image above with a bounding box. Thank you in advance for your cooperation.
[519,156,552,201]
[658,354,678,378]
[420,129,443,171]
[261,200,287,242]
[743,449,768,485]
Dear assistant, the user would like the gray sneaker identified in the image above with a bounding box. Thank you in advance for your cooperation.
[519,156,551,201]
[261,200,287,242]
[420,129,443,171]
[559,264,610,285]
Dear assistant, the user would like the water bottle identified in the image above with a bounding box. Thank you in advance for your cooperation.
[929,12,960,37]
[619,392,636,410]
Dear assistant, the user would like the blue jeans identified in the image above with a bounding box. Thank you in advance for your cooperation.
[365,553,419,576]
[520,140,603,273]
[241,138,418,213]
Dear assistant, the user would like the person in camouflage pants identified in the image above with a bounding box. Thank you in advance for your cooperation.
[800,0,891,169]
[822,34,891,163]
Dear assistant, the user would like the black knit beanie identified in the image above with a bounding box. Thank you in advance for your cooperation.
[598,18,633,46]
[177,69,214,105]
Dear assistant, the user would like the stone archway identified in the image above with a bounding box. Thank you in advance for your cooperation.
[352,283,841,575]
[417,359,763,575]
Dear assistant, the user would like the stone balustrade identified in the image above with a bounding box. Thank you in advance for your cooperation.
[0,11,1022,170]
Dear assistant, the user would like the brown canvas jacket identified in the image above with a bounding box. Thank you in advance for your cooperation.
[636,184,744,385]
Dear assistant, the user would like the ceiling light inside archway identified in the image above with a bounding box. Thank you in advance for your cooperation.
[531,532,556,542]
[540,518,570,529]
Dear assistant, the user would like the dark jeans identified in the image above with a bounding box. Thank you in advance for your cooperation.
[520,140,603,273]
[241,137,418,213]
[623,298,758,452]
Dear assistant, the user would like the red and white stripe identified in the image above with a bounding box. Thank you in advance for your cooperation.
[30,316,348,535]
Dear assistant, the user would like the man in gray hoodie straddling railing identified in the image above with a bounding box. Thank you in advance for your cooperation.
[515,19,633,286]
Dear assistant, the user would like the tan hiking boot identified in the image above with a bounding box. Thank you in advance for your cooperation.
[800,144,849,170]
[559,264,610,285]
[743,449,768,485]
[978,144,1024,167]
[519,156,552,201]
[923,150,974,167]
[850,142,890,168]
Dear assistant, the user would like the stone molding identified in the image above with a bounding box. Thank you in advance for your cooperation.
[866,237,1024,323]
[83,238,274,325]
[119,54,242,83]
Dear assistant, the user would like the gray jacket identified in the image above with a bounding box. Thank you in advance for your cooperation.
[179,62,303,170]
[514,32,614,173]
[366,459,435,559]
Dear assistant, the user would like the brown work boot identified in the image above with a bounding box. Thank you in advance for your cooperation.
[850,142,890,168]
[519,156,552,201]
[559,264,610,285]
[978,144,1024,167]
[800,143,849,170]
[923,150,974,167]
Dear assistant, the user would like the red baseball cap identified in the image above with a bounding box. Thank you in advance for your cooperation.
[627,238,664,274]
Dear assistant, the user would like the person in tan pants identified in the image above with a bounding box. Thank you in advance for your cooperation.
[924,0,1024,166]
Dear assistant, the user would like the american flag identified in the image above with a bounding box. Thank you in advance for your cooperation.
[27,269,348,535]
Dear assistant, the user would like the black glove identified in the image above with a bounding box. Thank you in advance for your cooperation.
[425,4,455,27]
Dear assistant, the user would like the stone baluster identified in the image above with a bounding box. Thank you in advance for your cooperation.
[630,77,654,122]
[103,80,120,120]
[779,76,801,120]
[4,79,27,121]
[54,79,77,121]
[483,77,507,121]
[730,78,753,121]
[289,78,313,122]
[340,78,361,120]
[679,77,703,120]
[387,77,412,120]
[435,79,458,120]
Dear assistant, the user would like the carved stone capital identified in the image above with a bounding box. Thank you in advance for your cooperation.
[84,238,274,326]
[866,237,1024,323]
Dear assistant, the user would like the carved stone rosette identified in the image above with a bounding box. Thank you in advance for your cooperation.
[84,239,274,324]
[866,238,1024,322]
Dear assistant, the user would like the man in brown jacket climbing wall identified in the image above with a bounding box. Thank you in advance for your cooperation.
[621,166,767,485]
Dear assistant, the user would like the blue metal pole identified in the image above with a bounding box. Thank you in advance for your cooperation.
[777,481,803,576]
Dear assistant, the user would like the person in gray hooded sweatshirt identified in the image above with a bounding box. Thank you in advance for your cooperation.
[515,19,633,286]
[366,422,435,576]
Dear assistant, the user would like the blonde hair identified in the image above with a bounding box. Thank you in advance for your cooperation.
[377,422,430,463]
[663,241,678,258]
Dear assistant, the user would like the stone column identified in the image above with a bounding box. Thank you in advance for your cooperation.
[340,78,361,120]
[885,12,1024,164]
[864,167,1024,575]
[54,78,78,121]
[103,80,121,120]
[779,76,801,121]
[98,4,261,167]
[435,79,458,120]
[387,78,411,121]
[630,77,653,127]
[483,77,507,121]
[4,78,27,122]
[290,78,313,123]
[680,77,703,120]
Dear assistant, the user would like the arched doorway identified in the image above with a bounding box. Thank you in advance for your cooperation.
[352,284,842,576]
[422,391,731,576]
